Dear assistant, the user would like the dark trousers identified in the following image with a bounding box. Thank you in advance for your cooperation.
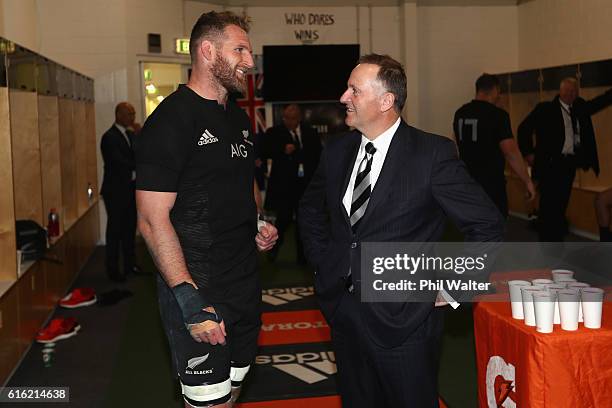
[272,198,306,262]
[103,189,137,278]
[537,155,576,241]
[330,293,443,408]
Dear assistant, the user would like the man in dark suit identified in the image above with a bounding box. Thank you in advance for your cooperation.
[265,104,321,263]
[299,54,504,407]
[101,102,139,282]
[518,78,612,241]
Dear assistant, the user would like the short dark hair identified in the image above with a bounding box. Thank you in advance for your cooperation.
[189,11,250,61]
[475,73,500,93]
[357,54,407,113]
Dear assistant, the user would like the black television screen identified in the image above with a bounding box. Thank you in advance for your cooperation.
[263,44,360,102]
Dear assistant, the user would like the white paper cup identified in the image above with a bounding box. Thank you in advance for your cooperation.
[552,269,574,282]
[508,280,531,319]
[567,283,590,322]
[533,278,554,288]
[581,287,604,329]
[521,287,544,326]
[546,284,567,324]
[556,277,577,286]
[533,291,555,333]
[558,289,580,331]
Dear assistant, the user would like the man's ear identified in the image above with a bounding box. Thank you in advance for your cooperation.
[200,39,216,62]
[380,92,395,113]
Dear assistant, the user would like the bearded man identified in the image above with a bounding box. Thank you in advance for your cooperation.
[135,11,278,408]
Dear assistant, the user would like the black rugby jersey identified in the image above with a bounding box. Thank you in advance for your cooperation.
[453,100,513,187]
[136,85,257,287]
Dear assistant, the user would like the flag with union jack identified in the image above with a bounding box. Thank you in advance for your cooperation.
[236,55,266,134]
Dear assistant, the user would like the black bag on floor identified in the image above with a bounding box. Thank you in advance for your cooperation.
[16,220,47,261]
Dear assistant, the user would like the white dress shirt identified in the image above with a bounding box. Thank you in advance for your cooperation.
[115,123,136,180]
[559,100,580,155]
[290,126,302,148]
[342,117,401,215]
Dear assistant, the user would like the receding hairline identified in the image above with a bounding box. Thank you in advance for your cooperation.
[560,77,578,88]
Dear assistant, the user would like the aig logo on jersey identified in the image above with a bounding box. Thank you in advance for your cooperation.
[198,129,219,146]
[231,143,248,158]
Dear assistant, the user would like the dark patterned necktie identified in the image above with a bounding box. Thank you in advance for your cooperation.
[345,142,376,293]
[350,142,376,232]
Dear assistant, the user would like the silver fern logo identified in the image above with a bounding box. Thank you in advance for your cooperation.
[187,353,210,369]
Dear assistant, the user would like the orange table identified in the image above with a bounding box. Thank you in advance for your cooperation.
[474,293,612,407]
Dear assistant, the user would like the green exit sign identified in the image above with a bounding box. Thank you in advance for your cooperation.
[175,38,190,55]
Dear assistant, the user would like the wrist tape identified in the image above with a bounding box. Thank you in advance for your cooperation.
[171,282,222,325]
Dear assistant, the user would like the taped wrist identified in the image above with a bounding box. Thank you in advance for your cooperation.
[171,282,222,325]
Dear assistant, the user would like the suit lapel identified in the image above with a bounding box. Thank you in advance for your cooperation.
[356,121,410,231]
[114,125,131,150]
[339,133,361,225]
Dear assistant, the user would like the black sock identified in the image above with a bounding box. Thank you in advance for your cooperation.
[599,227,612,242]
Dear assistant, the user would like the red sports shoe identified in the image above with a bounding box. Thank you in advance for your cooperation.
[35,317,80,343]
[59,288,97,308]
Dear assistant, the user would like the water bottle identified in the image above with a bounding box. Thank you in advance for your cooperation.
[48,209,60,238]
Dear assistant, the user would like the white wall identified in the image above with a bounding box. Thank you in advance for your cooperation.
[416,5,519,137]
[0,0,39,51]
[5,0,611,243]
[229,6,358,54]
[518,0,612,70]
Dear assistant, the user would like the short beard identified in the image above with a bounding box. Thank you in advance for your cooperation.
[211,52,247,95]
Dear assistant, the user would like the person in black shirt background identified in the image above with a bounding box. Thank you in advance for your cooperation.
[264,104,321,263]
[100,102,140,282]
[135,11,278,408]
[453,74,535,218]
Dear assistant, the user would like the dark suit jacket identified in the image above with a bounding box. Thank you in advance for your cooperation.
[100,124,135,199]
[299,120,504,348]
[264,123,321,209]
[517,89,612,180]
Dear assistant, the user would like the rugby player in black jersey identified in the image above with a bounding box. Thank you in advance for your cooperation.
[135,11,277,408]
[453,74,535,217]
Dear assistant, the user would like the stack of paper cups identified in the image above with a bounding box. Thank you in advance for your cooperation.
[567,282,590,322]
[558,289,580,331]
[546,284,567,324]
[521,287,544,326]
[581,287,605,329]
[508,280,532,319]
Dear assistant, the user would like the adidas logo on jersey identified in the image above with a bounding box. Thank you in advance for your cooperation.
[255,351,337,384]
[262,286,314,306]
[198,129,219,146]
